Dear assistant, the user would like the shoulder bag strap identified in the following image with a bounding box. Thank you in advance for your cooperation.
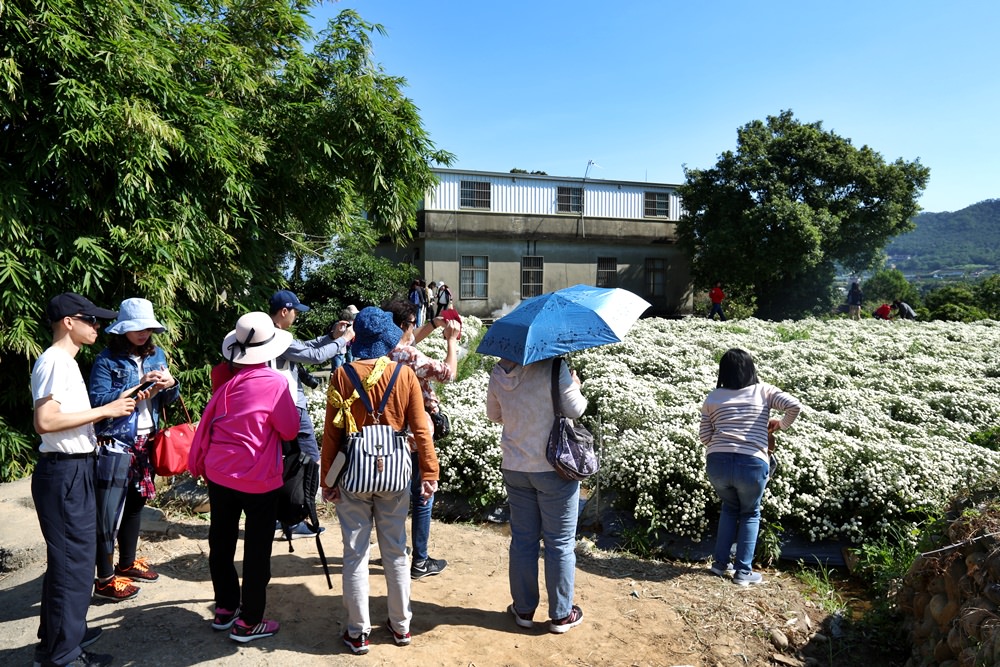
[550,357,564,418]
[342,361,404,424]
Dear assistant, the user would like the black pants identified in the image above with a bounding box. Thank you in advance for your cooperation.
[207,481,278,625]
[32,455,96,667]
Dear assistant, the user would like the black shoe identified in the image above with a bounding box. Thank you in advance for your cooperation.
[68,651,113,667]
[410,557,447,580]
[34,628,105,666]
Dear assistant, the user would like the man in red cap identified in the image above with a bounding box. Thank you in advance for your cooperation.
[31,293,137,667]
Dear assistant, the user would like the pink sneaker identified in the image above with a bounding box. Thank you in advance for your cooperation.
[229,618,279,643]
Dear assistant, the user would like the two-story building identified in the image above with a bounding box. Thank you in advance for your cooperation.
[378,168,692,319]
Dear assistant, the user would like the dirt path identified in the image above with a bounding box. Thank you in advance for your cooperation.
[1,477,852,666]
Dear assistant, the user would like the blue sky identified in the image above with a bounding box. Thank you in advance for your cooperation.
[309,1,999,213]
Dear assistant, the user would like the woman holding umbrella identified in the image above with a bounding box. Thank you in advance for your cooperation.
[89,298,179,601]
[486,356,588,634]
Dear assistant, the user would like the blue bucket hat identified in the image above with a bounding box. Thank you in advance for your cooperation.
[105,298,166,334]
[351,307,402,360]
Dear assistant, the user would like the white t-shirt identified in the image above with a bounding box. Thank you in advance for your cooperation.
[131,354,155,434]
[31,346,96,454]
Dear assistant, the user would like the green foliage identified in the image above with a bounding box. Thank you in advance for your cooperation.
[970,426,1000,452]
[0,2,450,478]
[886,199,1000,272]
[795,561,847,614]
[863,268,920,308]
[755,520,784,567]
[677,110,929,320]
[294,235,419,340]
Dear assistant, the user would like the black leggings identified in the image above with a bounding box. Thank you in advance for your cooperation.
[96,483,146,579]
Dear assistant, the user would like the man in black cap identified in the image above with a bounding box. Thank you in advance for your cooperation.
[31,293,137,667]
[268,290,355,539]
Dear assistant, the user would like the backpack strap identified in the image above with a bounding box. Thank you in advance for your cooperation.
[550,357,565,418]
[343,361,404,425]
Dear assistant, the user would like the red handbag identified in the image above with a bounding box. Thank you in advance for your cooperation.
[152,395,197,476]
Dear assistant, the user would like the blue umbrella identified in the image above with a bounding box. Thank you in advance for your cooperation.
[476,284,651,365]
[95,439,132,558]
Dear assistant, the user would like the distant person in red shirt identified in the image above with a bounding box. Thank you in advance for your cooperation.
[873,303,892,320]
[708,283,727,321]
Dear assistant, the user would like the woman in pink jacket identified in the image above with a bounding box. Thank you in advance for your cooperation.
[188,312,299,643]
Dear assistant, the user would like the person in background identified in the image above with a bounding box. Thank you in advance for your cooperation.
[188,312,299,643]
[708,282,727,321]
[873,303,892,320]
[89,298,179,602]
[321,307,439,654]
[268,290,354,539]
[486,355,587,634]
[846,282,863,321]
[424,282,436,324]
[700,348,800,586]
[331,305,359,371]
[32,293,135,667]
[384,301,461,579]
[408,280,426,327]
[892,299,916,320]
[434,283,452,318]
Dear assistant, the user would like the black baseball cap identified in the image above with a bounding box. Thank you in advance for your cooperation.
[46,293,118,323]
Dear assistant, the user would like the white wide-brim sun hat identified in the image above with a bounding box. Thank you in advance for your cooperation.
[105,298,166,334]
[220,311,293,365]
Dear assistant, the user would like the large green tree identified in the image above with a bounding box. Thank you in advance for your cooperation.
[677,110,930,320]
[0,0,450,479]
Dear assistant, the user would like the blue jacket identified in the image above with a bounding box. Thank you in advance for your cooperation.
[89,346,180,442]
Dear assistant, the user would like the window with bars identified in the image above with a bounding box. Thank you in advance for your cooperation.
[521,256,544,298]
[644,191,670,218]
[596,257,618,288]
[557,186,583,213]
[645,258,666,298]
[460,181,491,209]
[460,255,489,299]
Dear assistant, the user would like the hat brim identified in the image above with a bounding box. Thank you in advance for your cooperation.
[86,307,119,320]
[106,319,166,335]
[220,328,293,365]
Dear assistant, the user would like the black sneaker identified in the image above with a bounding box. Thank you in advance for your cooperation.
[33,629,104,667]
[68,651,113,667]
[343,630,370,655]
[410,557,447,580]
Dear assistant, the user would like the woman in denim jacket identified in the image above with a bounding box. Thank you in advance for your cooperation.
[89,298,179,601]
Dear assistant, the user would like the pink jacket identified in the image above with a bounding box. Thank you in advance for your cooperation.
[188,365,299,494]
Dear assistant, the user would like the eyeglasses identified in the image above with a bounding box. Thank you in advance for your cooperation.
[407,319,417,326]
[70,314,99,326]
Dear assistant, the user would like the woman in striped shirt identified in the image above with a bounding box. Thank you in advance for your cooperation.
[700,348,801,586]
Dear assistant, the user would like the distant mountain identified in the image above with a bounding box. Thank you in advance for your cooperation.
[885,199,1000,272]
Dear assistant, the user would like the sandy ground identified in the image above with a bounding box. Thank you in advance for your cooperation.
[1,476,857,667]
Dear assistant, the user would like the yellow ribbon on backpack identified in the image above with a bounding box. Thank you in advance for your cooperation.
[326,356,391,433]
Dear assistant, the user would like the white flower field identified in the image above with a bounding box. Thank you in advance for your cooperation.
[310,315,1000,547]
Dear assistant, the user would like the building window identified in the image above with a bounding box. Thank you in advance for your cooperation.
[521,256,544,298]
[460,181,491,209]
[596,257,618,288]
[557,186,582,213]
[644,191,670,218]
[645,258,666,298]
[460,255,489,299]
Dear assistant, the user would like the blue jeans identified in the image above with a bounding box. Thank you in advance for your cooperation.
[706,452,769,573]
[410,451,433,560]
[503,469,579,621]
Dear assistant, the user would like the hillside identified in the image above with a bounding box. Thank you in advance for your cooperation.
[887,199,1000,272]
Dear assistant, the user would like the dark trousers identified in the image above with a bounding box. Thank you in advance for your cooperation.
[32,455,97,667]
[96,483,146,579]
[207,481,278,625]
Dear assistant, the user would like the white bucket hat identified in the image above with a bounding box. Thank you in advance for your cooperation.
[105,298,166,334]
[221,312,293,365]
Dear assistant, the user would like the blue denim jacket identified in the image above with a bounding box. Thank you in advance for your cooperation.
[89,346,180,442]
